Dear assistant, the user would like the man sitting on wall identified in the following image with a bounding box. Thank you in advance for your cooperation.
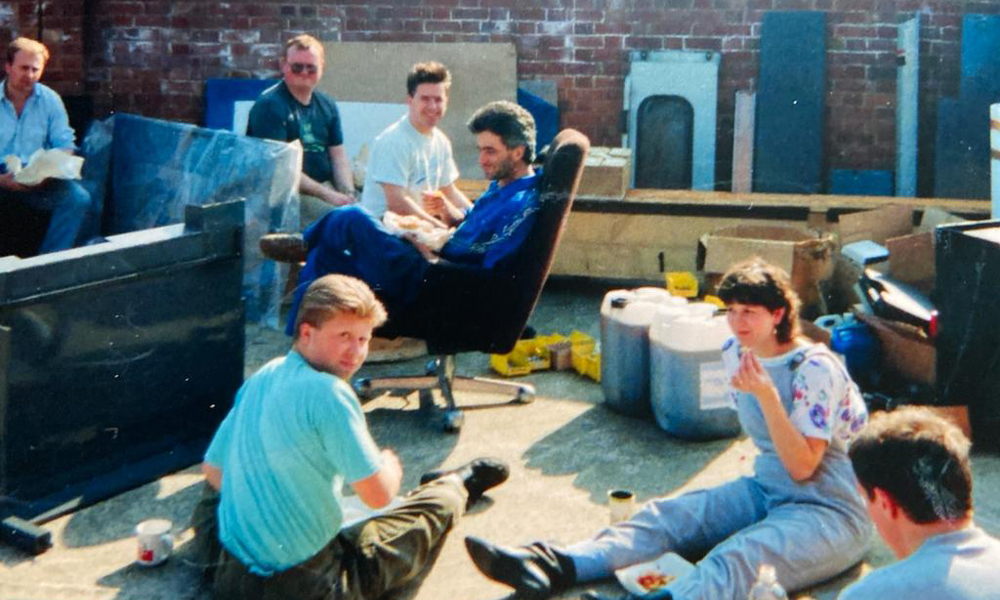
[260,100,542,338]
[1,37,93,254]
[838,406,1000,599]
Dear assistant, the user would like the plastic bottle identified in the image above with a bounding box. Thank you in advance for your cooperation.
[829,313,880,387]
[748,564,788,600]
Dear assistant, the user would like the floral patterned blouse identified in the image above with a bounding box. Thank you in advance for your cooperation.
[722,339,868,450]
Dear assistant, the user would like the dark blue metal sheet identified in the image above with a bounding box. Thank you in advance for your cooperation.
[204,78,277,131]
[517,88,559,156]
[933,16,1000,199]
[0,201,245,523]
[753,11,827,194]
[829,169,894,196]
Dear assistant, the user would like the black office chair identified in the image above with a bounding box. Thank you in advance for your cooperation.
[354,129,590,431]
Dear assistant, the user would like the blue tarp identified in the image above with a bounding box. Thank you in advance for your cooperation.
[80,114,300,327]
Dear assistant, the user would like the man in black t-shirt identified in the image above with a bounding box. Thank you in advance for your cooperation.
[248,34,355,226]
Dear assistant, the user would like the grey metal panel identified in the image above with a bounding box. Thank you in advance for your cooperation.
[896,15,920,198]
[627,50,719,191]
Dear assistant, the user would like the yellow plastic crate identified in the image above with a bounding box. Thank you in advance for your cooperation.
[490,352,532,377]
[665,271,699,298]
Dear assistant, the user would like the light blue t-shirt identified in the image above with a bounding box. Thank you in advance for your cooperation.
[0,81,77,164]
[205,350,382,575]
[838,526,1000,600]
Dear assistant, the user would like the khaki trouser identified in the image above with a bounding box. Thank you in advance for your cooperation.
[190,477,467,600]
[300,191,338,229]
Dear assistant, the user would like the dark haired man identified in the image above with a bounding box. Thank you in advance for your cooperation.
[197,273,508,600]
[261,101,541,337]
[247,34,355,226]
[360,61,470,223]
[1,37,93,253]
[839,407,1000,599]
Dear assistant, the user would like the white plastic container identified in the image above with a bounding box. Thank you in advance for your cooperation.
[650,314,741,439]
[600,290,662,417]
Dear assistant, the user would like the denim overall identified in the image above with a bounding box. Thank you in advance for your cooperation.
[566,343,873,600]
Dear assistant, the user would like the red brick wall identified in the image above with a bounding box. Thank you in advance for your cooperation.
[6,0,1000,192]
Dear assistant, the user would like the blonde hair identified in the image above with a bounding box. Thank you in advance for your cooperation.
[293,274,387,340]
[284,34,324,64]
[7,37,49,64]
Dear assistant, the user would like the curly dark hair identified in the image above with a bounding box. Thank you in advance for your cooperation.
[716,257,801,343]
[467,100,537,164]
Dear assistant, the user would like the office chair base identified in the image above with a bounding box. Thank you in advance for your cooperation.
[354,355,536,432]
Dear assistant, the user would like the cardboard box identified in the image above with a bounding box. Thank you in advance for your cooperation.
[856,311,935,386]
[577,147,631,198]
[831,205,962,309]
[698,225,835,314]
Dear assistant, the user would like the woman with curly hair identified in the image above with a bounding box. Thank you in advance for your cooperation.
[465,258,873,599]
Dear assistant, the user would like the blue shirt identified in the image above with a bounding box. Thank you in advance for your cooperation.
[0,81,76,164]
[440,171,541,268]
[838,526,1000,600]
[205,350,382,575]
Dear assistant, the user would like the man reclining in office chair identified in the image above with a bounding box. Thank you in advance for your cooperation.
[260,100,542,337]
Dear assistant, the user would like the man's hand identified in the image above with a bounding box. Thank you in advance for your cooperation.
[401,232,439,263]
[321,185,355,207]
[0,172,32,193]
[422,190,446,217]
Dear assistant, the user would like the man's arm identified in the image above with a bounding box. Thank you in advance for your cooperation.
[328,145,355,197]
[382,183,445,227]
[202,462,223,491]
[300,171,354,207]
[351,448,402,509]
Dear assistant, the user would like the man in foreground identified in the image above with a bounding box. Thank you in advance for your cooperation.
[198,274,507,599]
[359,61,470,224]
[1,37,92,254]
[247,34,355,226]
[260,100,541,337]
[839,406,1000,599]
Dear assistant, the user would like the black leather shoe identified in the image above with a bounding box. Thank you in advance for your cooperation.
[259,232,307,263]
[465,535,576,600]
[420,457,509,505]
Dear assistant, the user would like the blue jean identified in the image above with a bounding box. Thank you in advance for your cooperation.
[6,179,94,253]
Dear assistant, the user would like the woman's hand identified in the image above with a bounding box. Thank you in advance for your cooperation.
[732,349,827,481]
[731,350,778,400]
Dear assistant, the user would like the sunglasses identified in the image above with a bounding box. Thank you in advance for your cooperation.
[289,63,318,75]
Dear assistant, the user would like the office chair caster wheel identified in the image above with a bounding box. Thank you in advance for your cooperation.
[515,387,535,404]
[442,410,464,433]
[353,378,373,400]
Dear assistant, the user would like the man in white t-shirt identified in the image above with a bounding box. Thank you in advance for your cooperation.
[360,61,470,226]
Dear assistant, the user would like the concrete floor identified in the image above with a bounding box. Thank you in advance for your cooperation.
[2,279,999,599]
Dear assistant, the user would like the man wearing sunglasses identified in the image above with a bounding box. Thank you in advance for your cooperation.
[248,34,355,228]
